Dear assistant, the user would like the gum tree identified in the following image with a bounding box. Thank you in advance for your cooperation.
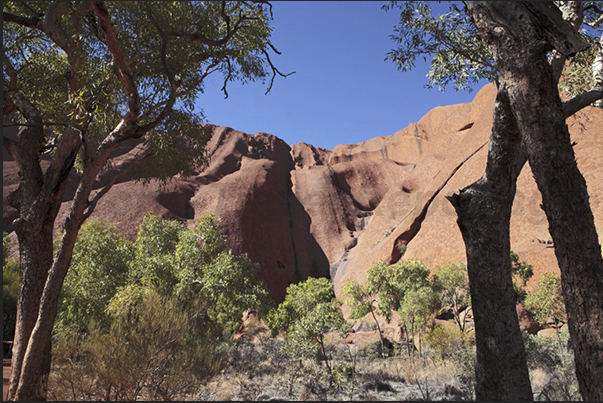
[343,259,432,358]
[386,1,602,400]
[431,262,470,332]
[3,1,288,400]
[525,272,567,358]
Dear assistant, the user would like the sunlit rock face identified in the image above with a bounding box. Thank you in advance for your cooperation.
[4,82,603,304]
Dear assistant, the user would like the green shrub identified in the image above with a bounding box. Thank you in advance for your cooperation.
[3,232,19,343]
[424,325,474,362]
[51,288,224,401]
[522,331,579,401]
[51,213,271,399]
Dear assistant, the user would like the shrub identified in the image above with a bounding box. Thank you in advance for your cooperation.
[424,325,474,362]
[51,213,271,399]
[522,331,579,401]
[50,288,224,401]
[3,232,19,344]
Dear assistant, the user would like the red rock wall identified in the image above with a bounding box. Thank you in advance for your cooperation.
[4,83,603,304]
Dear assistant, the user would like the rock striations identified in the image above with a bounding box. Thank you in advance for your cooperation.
[4,83,603,304]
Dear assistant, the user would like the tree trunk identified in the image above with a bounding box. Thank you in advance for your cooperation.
[509,55,603,402]
[5,103,79,400]
[448,86,532,400]
[9,220,54,401]
[466,2,603,400]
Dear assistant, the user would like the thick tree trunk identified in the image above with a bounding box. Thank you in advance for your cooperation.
[466,2,603,400]
[13,205,86,401]
[508,52,603,402]
[11,125,120,400]
[9,221,54,401]
[8,166,77,401]
[448,86,532,400]
[5,99,82,400]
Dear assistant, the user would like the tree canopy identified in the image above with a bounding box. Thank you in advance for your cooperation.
[384,0,603,97]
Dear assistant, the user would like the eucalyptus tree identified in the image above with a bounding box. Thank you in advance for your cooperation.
[343,259,432,358]
[431,262,470,332]
[3,1,288,400]
[385,1,603,400]
[525,272,567,359]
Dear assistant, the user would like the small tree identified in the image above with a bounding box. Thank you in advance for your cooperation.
[510,250,534,304]
[432,262,471,332]
[267,277,348,377]
[343,261,388,358]
[56,218,133,331]
[525,272,567,357]
[398,284,439,360]
[344,259,432,358]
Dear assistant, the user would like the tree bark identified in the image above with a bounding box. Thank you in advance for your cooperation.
[466,2,603,400]
[448,86,532,400]
[510,56,603,402]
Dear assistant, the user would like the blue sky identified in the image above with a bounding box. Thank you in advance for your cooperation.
[197,1,489,150]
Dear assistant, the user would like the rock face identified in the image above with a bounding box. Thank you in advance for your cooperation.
[4,83,603,305]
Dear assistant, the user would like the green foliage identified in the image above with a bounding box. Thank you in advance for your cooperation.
[524,272,567,327]
[51,288,224,401]
[53,212,271,398]
[558,34,602,100]
[58,212,270,338]
[368,259,431,323]
[424,325,474,362]
[3,233,19,341]
[384,0,602,97]
[397,284,438,337]
[383,1,495,92]
[129,213,185,296]
[199,249,272,335]
[3,0,285,181]
[283,300,348,363]
[267,277,348,368]
[522,330,571,370]
[345,259,438,359]
[510,250,534,304]
[343,278,377,320]
[267,277,338,336]
[432,262,470,331]
[57,219,133,331]
[522,330,580,401]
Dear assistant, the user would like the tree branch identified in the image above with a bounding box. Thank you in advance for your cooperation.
[3,135,19,159]
[82,147,153,221]
[263,45,295,94]
[92,1,140,125]
[2,12,41,29]
[167,1,258,46]
[3,53,18,92]
[562,87,603,117]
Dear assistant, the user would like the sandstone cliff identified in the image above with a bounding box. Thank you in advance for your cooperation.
[4,83,603,305]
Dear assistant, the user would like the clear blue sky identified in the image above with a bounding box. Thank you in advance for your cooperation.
[197,1,489,150]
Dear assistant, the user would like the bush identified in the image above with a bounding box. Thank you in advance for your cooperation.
[424,325,474,362]
[522,331,580,401]
[51,213,271,399]
[3,232,19,344]
[50,288,224,401]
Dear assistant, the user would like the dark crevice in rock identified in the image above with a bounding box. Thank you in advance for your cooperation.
[389,142,488,264]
